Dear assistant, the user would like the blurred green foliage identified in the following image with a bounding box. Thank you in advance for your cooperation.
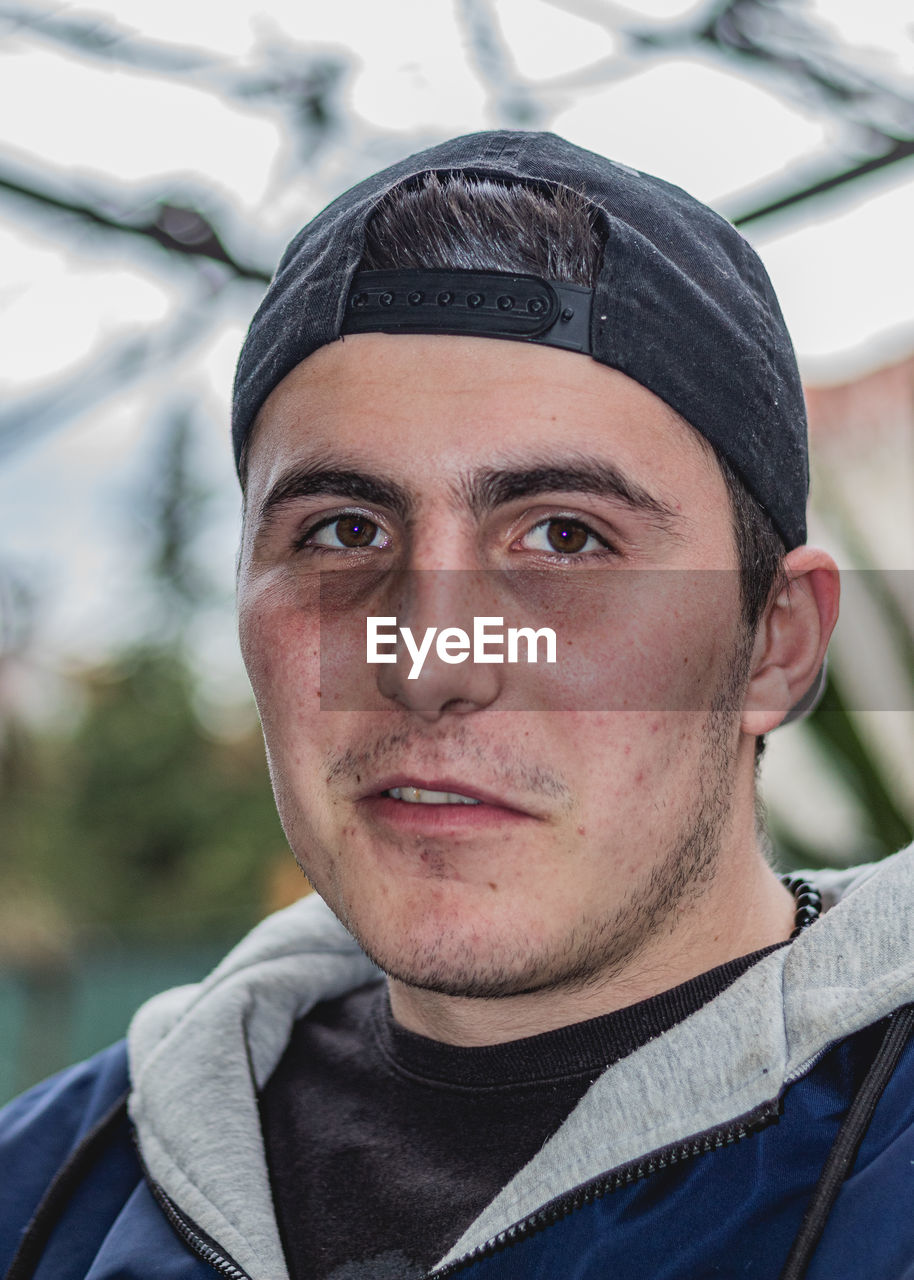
[804,674,912,860]
[1,410,290,958]
[771,667,913,872]
[1,646,285,947]
[0,412,294,1097]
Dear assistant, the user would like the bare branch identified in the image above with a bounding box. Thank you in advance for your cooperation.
[0,4,350,161]
[729,137,914,227]
[638,0,914,138]
[0,299,224,461]
[542,0,914,228]
[0,3,226,74]
[0,165,271,282]
[454,0,546,127]
[536,0,632,24]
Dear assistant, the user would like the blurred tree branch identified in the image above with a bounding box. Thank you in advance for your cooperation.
[539,0,914,226]
[543,0,914,134]
[0,166,271,281]
[0,0,910,476]
[0,3,350,161]
[0,299,220,460]
[143,407,217,639]
[0,3,221,74]
[730,136,914,226]
[3,0,911,293]
[685,0,914,137]
[455,0,547,127]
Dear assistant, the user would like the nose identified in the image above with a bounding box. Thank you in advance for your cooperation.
[375,570,502,721]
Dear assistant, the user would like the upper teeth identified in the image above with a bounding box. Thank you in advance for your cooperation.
[387,786,480,805]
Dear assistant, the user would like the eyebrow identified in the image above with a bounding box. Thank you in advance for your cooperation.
[255,452,680,532]
[460,455,681,527]
[257,464,415,529]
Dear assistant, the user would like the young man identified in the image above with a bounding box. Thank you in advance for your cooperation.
[2,131,912,1280]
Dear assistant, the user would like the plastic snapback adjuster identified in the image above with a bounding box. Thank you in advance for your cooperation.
[342,269,593,354]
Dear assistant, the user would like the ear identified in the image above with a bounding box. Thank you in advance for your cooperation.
[741,546,840,736]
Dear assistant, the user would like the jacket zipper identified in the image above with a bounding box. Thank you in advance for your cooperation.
[133,1114,772,1280]
[132,1095,780,1280]
[132,1128,254,1280]
[782,1044,833,1087]
[147,1180,253,1279]
[431,1097,781,1278]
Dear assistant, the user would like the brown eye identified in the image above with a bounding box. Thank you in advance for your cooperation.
[545,519,589,553]
[334,515,378,547]
[299,512,389,553]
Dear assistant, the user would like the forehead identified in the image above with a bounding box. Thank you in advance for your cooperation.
[245,333,724,510]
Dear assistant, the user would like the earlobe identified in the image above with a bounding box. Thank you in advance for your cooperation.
[741,546,840,736]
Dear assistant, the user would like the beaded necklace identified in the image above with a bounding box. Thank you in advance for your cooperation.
[780,875,823,940]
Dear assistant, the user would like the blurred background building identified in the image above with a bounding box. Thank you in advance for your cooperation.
[0,0,912,1102]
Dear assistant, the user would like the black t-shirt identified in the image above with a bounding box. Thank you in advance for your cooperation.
[260,947,781,1280]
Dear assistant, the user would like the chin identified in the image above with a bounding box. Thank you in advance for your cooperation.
[332,891,538,997]
[336,897,640,1002]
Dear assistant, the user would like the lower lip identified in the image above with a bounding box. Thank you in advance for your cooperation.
[360,794,535,832]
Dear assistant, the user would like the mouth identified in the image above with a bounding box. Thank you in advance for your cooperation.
[386,785,481,806]
[367,775,529,809]
[359,776,540,831]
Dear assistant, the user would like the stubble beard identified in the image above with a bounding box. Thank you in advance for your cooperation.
[339,642,753,1003]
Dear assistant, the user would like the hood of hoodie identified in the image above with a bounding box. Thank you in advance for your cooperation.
[127,847,914,1280]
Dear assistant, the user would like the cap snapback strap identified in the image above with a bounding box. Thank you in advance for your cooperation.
[342,269,593,355]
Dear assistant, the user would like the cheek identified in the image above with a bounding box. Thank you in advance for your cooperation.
[556,703,725,853]
[570,711,694,788]
[508,570,741,713]
[238,584,337,856]
[238,579,322,736]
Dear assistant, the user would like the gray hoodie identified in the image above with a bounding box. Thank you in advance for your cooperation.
[127,845,914,1280]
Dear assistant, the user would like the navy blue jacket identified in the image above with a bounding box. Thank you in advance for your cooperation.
[4,854,914,1280]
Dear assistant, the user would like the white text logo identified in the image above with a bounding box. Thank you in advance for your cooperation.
[366,616,557,679]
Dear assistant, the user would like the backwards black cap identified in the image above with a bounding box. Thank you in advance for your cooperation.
[233,130,808,551]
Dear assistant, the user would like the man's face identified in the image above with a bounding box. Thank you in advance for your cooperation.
[237,334,753,999]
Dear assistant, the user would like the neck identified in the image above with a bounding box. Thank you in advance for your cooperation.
[388,840,796,1048]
